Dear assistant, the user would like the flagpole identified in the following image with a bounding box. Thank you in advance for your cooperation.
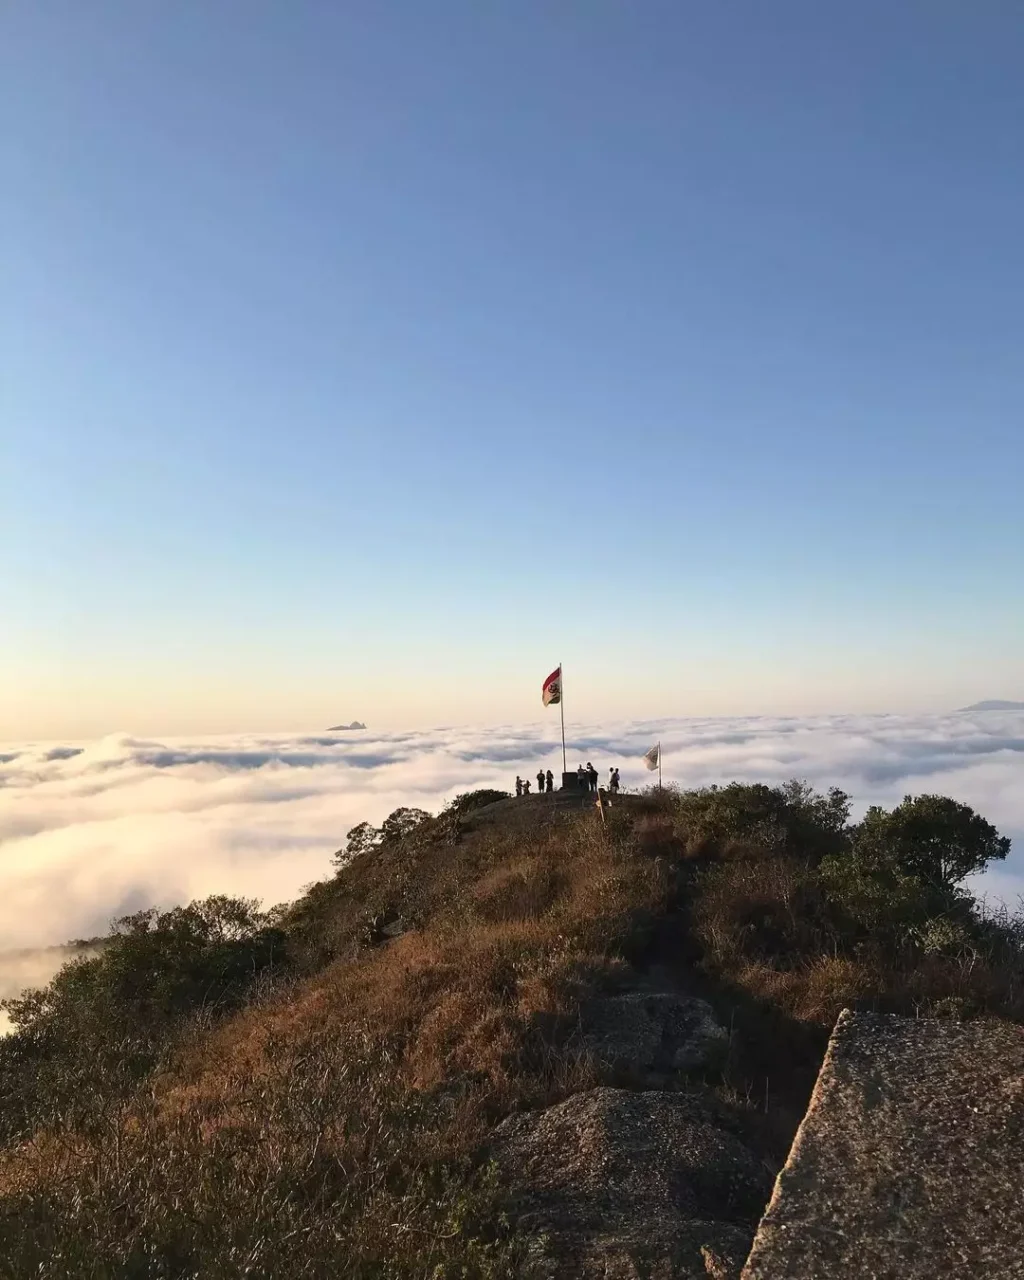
[559,661,566,775]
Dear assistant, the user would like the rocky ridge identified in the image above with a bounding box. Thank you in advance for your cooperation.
[492,987,770,1278]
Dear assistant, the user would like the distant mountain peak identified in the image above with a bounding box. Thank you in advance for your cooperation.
[327,721,367,731]
[959,700,1024,712]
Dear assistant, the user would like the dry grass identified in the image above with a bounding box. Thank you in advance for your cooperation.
[0,801,675,1276]
[2,782,1020,1276]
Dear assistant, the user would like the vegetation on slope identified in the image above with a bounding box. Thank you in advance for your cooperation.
[0,781,1017,1277]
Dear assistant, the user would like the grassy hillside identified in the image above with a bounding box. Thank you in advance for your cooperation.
[0,782,1019,1277]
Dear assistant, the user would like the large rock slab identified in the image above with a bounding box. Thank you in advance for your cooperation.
[493,1086,772,1278]
[580,992,730,1083]
[743,1010,1024,1279]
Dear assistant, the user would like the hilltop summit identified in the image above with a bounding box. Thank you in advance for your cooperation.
[0,779,1018,1276]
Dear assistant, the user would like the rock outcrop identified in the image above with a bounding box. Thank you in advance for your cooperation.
[493,1086,772,1278]
[742,1010,1024,1278]
[580,991,730,1084]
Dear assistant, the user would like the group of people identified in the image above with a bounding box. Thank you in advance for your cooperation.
[576,763,621,793]
[576,762,600,792]
[516,770,554,796]
[514,763,621,797]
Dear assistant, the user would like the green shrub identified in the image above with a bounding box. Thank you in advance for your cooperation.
[913,916,975,957]
[0,896,285,1144]
[673,780,851,859]
[816,853,936,943]
[852,794,1010,889]
[812,794,1011,953]
[447,789,510,816]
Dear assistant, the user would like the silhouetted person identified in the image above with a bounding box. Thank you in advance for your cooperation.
[586,762,598,792]
[545,769,554,793]
[537,769,545,795]
[523,778,531,795]
[576,764,587,791]
[515,776,523,798]
[609,767,620,794]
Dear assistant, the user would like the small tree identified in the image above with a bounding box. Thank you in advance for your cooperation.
[333,810,432,870]
[781,780,851,839]
[852,794,1010,890]
[379,807,430,843]
[336,821,381,867]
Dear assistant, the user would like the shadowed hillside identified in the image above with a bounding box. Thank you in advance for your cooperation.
[0,782,1018,1277]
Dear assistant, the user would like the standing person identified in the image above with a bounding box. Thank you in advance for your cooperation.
[586,762,598,792]
[523,778,531,795]
[545,769,554,793]
[609,767,620,794]
[515,776,523,798]
[537,769,545,795]
[576,763,587,791]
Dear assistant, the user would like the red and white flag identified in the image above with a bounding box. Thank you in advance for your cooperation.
[542,666,562,707]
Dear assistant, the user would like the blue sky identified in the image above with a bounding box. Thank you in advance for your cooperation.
[3,2,1022,737]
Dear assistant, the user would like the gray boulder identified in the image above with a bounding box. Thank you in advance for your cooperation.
[580,992,730,1083]
[743,1011,1024,1279]
[492,1086,772,1278]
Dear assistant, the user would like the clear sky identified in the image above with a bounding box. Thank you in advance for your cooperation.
[3,1,1022,739]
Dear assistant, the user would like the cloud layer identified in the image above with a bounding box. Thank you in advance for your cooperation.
[2,711,1023,994]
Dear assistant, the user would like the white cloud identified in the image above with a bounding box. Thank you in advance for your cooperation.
[2,712,1023,1001]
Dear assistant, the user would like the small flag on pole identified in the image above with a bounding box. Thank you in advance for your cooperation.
[643,743,660,771]
[543,664,567,774]
[542,666,562,707]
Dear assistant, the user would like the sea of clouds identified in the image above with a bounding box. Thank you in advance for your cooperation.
[2,710,1024,1007]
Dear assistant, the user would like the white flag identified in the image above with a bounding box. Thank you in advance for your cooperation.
[643,743,660,771]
